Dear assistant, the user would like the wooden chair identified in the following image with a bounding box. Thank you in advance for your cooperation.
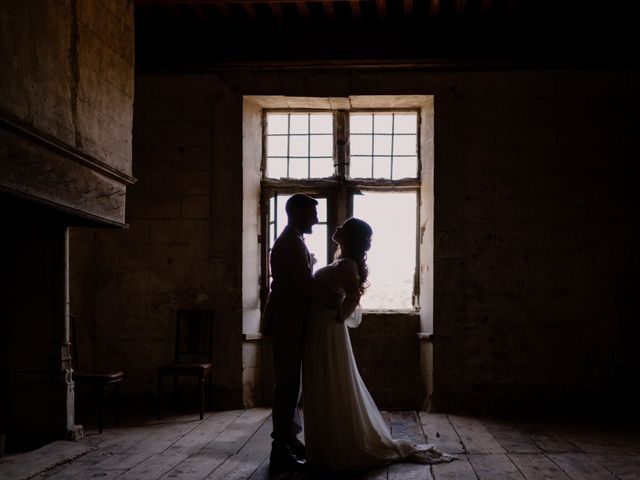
[157,310,213,420]
[70,315,124,433]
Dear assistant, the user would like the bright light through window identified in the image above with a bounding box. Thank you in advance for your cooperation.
[353,191,417,310]
[266,113,334,179]
[349,112,418,180]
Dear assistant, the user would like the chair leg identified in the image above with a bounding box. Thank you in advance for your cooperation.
[114,382,120,427]
[173,375,179,410]
[207,371,213,410]
[157,373,163,420]
[99,384,106,434]
[200,375,205,420]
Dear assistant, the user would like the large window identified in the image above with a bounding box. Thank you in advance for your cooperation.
[261,109,420,311]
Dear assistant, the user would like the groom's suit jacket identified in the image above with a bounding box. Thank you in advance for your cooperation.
[261,225,315,341]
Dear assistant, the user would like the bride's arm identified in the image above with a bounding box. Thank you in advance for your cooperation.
[284,243,340,310]
[336,259,361,322]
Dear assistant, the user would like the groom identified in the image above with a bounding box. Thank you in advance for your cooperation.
[262,193,339,472]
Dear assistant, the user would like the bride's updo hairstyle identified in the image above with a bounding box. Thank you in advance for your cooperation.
[334,217,373,294]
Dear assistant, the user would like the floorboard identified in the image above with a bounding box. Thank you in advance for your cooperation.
[482,420,541,454]
[4,410,639,480]
[547,453,617,480]
[467,453,525,479]
[508,453,571,479]
[419,413,466,455]
[431,454,478,480]
[448,416,505,455]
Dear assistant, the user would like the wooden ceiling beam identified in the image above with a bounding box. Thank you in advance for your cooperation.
[163,4,183,18]
[349,0,361,21]
[269,1,285,21]
[242,1,258,21]
[376,0,386,19]
[430,0,440,16]
[214,2,232,20]
[323,1,336,21]
[403,0,413,18]
[191,4,210,23]
[135,0,376,4]
[296,1,311,22]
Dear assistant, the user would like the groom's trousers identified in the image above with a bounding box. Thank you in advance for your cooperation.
[271,335,303,445]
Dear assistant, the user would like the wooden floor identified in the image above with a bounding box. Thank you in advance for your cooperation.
[2,409,639,480]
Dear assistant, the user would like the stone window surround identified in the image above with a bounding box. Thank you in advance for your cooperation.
[242,95,434,335]
[240,95,434,407]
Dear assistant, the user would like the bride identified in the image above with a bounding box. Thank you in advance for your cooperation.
[303,217,455,471]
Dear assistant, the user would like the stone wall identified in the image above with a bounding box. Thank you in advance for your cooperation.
[433,71,640,412]
[71,76,245,409]
[71,68,639,412]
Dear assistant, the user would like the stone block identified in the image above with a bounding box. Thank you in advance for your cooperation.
[126,194,182,219]
[147,219,209,244]
[181,195,210,219]
[494,124,557,149]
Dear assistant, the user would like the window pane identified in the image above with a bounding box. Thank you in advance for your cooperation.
[288,157,308,178]
[393,135,417,156]
[307,224,327,271]
[267,135,287,157]
[310,114,333,134]
[350,156,372,178]
[310,135,333,157]
[394,114,418,134]
[268,114,288,135]
[310,157,334,178]
[315,197,327,222]
[353,191,417,310]
[269,223,276,250]
[350,114,372,134]
[289,114,309,134]
[392,156,418,179]
[373,114,393,134]
[267,157,287,178]
[289,136,308,157]
[373,135,392,156]
[275,194,290,242]
[350,134,372,156]
[373,156,392,179]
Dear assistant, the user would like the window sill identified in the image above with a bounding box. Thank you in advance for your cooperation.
[243,333,263,341]
[361,309,420,315]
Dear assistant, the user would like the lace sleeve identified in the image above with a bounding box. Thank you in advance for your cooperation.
[337,259,361,322]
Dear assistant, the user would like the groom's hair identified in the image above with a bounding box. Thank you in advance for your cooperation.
[285,194,318,216]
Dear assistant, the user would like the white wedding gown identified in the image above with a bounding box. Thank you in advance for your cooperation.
[303,259,455,470]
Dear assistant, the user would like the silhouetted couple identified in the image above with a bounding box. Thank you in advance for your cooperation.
[261,194,455,473]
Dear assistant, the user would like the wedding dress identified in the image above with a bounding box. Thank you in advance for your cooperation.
[303,259,455,470]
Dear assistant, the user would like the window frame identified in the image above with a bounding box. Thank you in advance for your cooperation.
[260,107,422,312]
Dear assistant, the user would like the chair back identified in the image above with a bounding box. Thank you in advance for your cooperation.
[175,310,214,364]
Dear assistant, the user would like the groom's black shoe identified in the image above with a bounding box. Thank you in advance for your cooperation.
[269,444,306,473]
[289,439,306,460]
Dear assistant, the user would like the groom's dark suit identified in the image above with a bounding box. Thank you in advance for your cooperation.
[262,225,314,340]
[262,225,328,452]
